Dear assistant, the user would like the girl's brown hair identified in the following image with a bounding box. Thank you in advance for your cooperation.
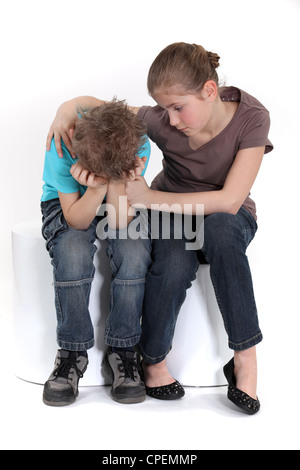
[147,42,220,95]
[72,99,147,180]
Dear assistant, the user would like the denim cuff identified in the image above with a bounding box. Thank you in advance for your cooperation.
[104,334,141,349]
[228,332,263,351]
[57,337,95,351]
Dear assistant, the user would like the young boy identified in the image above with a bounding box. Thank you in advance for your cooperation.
[41,100,151,406]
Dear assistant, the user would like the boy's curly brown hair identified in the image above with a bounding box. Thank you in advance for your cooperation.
[72,99,147,180]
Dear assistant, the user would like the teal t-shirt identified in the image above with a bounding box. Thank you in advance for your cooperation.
[41,136,151,202]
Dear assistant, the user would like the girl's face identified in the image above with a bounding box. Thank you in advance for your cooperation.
[152,86,215,137]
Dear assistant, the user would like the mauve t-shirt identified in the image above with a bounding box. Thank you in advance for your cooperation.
[137,86,273,219]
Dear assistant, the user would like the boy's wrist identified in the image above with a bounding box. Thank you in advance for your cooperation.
[108,180,126,187]
[87,184,107,194]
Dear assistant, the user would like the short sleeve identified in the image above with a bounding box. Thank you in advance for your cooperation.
[138,106,168,142]
[43,139,83,194]
[238,110,273,154]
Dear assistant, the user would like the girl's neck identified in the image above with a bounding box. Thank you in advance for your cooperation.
[189,96,238,150]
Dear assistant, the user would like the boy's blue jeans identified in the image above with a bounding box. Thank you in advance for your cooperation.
[41,199,262,361]
[41,198,152,351]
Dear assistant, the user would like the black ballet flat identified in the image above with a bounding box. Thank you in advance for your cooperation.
[145,381,185,400]
[223,358,260,415]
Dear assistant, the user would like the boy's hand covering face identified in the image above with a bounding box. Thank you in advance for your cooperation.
[70,162,107,188]
[127,156,147,181]
[71,156,147,187]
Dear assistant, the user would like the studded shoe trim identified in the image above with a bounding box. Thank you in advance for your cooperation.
[224,358,260,415]
[228,384,261,415]
[146,380,185,400]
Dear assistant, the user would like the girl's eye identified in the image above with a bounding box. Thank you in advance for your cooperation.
[174,107,183,112]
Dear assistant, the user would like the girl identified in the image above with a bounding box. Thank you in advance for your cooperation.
[47,43,273,414]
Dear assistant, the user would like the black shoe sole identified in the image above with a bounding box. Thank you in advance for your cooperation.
[110,389,146,404]
[43,391,79,407]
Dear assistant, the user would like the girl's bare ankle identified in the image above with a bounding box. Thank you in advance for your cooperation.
[142,360,174,388]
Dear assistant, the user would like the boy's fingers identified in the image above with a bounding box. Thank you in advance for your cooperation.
[70,163,86,183]
[87,172,96,186]
[136,156,147,166]
[70,162,77,174]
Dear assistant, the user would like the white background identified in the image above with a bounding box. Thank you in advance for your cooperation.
[0,0,299,450]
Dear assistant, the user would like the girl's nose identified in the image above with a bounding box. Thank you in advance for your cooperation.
[168,111,180,128]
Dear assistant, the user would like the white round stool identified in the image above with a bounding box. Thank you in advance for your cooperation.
[12,219,230,387]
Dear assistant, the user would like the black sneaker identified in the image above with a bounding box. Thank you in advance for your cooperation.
[43,350,88,407]
[103,348,146,404]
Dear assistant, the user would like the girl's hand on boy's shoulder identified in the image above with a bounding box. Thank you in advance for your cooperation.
[46,103,78,159]
[70,163,107,189]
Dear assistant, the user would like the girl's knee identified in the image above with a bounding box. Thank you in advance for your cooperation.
[204,213,240,247]
[151,240,199,285]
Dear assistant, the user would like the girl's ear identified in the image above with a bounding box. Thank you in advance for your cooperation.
[202,80,218,101]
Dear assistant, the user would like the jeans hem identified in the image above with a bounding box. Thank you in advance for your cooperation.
[57,338,95,351]
[140,346,172,365]
[105,335,140,349]
[229,332,263,351]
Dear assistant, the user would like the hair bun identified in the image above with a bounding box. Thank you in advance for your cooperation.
[207,51,220,69]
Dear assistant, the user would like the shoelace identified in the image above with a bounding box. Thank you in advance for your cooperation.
[117,354,141,381]
[53,357,84,379]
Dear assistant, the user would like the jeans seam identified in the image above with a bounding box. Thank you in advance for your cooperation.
[112,277,146,285]
[209,270,231,339]
[54,277,94,287]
